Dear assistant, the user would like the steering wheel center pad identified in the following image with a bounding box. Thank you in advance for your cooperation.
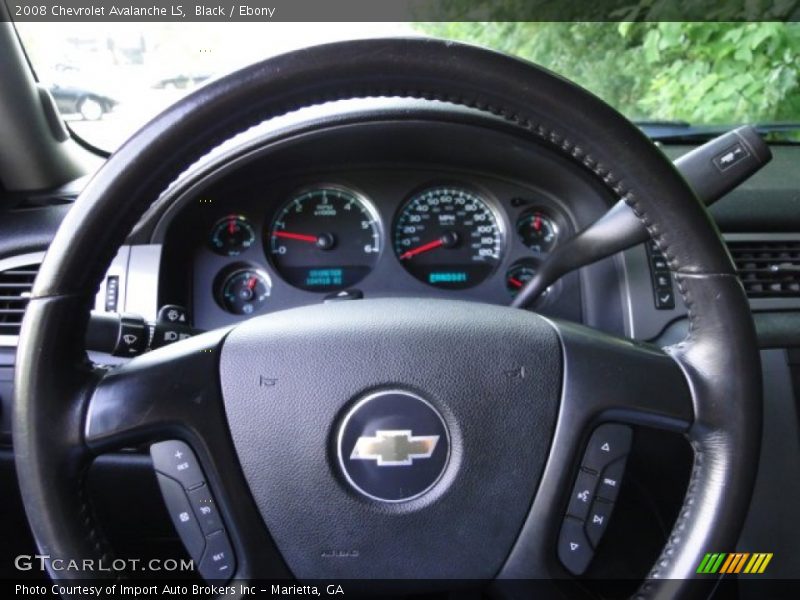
[220,298,560,579]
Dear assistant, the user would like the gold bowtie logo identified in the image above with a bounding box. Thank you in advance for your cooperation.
[350,430,439,466]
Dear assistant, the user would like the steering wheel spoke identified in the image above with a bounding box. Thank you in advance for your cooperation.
[85,329,230,452]
[84,326,290,581]
[500,320,694,580]
[553,319,694,432]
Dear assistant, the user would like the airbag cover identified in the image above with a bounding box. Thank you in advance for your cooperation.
[219,298,561,579]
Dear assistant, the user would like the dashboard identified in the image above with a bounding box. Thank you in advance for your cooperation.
[7,99,797,349]
[144,103,626,333]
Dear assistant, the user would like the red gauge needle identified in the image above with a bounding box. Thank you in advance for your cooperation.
[273,231,318,243]
[508,277,524,289]
[533,215,542,231]
[228,218,236,235]
[399,238,444,260]
[246,277,258,290]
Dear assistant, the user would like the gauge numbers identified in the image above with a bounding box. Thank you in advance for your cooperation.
[393,186,503,289]
[268,186,381,292]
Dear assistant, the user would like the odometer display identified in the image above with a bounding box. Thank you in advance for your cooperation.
[393,186,503,289]
[268,186,381,292]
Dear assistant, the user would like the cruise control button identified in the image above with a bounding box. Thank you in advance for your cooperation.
[151,440,205,490]
[155,473,205,562]
[585,499,614,548]
[188,485,223,534]
[199,530,235,582]
[558,517,593,575]
[597,457,627,502]
[566,469,598,520]
[582,424,632,473]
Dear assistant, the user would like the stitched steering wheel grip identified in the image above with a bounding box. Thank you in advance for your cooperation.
[13,39,760,598]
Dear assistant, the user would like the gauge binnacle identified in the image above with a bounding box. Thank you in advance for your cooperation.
[268,187,381,292]
[209,214,256,256]
[216,267,272,315]
[393,186,503,289]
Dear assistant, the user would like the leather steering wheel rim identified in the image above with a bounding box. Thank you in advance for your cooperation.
[14,38,761,598]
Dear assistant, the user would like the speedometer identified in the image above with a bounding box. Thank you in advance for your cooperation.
[393,186,503,289]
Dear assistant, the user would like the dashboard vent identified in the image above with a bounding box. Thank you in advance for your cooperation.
[727,240,800,298]
[0,264,39,336]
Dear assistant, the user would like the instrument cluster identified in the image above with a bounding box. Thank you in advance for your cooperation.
[190,177,572,320]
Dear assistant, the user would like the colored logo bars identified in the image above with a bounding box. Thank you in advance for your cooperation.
[696,552,773,575]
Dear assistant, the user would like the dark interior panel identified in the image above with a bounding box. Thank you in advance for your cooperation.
[154,118,626,336]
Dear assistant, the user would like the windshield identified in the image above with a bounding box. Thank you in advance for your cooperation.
[15,22,800,152]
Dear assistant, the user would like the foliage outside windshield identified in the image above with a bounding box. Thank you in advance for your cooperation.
[15,22,800,152]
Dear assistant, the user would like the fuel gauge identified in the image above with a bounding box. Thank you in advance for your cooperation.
[506,262,538,297]
[210,215,256,256]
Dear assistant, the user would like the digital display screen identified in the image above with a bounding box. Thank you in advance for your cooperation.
[428,272,468,285]
[276,266,370,293]
[305,268,344,288]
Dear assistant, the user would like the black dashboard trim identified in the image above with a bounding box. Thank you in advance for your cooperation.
[136,100,606,243]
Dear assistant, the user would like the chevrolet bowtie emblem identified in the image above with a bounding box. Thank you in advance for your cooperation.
[350,430,440,466]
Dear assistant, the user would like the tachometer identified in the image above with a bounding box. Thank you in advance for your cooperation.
[393,186,503,289]
[267,186,381,292]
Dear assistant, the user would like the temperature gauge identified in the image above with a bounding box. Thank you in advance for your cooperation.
[506,263,538,297]
[516,210,559,253]
[215,266,272,315]
[210,215,256,256]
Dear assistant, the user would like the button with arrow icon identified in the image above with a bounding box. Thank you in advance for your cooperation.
[582,424,632,473]
[558,516,593,575]
[585,498,614,547]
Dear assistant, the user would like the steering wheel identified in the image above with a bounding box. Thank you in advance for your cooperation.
[14,39,761,598]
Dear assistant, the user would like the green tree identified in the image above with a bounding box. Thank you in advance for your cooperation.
[416,22,800,124]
